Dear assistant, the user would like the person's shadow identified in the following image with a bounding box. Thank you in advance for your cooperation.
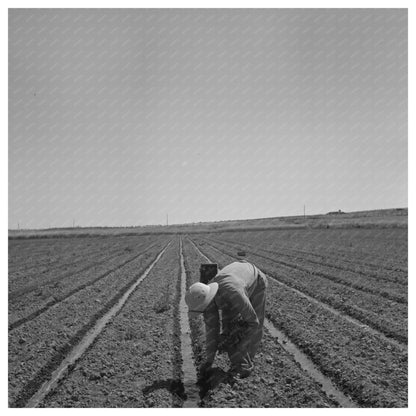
[141,368,235,405]
[142,378,186,401]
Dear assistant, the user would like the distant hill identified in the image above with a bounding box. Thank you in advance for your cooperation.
[8,208,407,239]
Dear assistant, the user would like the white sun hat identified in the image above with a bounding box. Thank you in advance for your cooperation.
[185,282,219,317]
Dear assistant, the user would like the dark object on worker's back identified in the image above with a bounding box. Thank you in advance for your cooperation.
[237,251,246,257]
[200,264,218,284]
[218,318,248,354]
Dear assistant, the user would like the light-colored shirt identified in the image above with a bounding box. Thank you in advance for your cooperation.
[203,261,261,363]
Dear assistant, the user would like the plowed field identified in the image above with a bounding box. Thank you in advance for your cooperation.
[8,228,407,407]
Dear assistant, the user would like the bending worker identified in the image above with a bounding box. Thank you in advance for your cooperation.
[185,261,268,378]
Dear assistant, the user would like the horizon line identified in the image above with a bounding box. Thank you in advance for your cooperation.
[8,207,408,232]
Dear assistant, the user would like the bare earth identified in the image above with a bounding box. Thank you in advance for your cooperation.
[8,210,408,407]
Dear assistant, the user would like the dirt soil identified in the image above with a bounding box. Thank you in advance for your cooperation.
[182,238,337,407]
[9,228,407,408]
[200,236,407,343]
[190,235,407,407]
[8,236,170,407]
[41,239,182,407]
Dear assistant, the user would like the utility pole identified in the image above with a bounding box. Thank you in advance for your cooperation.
[304,205,306,220]
[72,219,75,228]
[166,213,169,226]
[18,222,20,230]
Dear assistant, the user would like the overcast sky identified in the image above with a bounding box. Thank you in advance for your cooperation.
[9,8,407,229]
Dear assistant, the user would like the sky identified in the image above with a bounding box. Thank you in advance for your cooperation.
[8,8,407,229]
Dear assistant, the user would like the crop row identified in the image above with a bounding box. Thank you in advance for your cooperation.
[8,237,75,269]
[8,235,162,293]
[9,246,128,298]
[189,238,407,407]
[8,239,170,407]
[206,233,407,289]
[181,238,337,408]
[8,238,100,273]
[9,238,168,330]
[8,236,128,275]
[40,238,183,408]
[194,237,407,344]
[209,228,408,275]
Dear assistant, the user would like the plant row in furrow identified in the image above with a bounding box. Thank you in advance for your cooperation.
[8,238,68,269]
[210,228,407,275]
[9,240,170,407]
[8,239,168,329]
[207,233,407,288]
[8,236,124,276]
[182,238,337,408]
[202,236,406,303]
[9,236,165,302]
[39,238,183,408]
[195,238,407,344]
[190,239,407,407]
[8,235,161,292]
[8,239,101,275]
[9,246,130,299]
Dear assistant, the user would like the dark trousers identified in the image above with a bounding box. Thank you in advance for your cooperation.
[228,271,268,371]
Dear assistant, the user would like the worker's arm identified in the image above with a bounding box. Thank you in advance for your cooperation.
[203,302,220,365]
